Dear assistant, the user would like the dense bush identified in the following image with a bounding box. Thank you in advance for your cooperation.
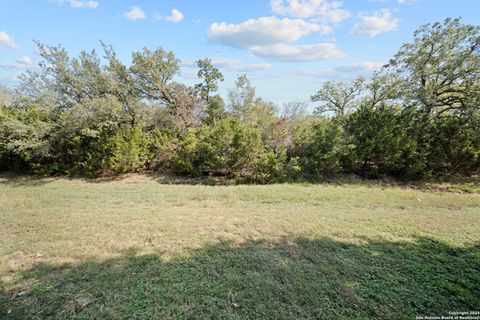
[343,104,412,177]
[0,105,51,171]
[292,118,347,178]
[172,117,269,178]
[103,126,151,174]
[428,115,480,175]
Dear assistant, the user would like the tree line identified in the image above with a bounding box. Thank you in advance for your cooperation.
[1,18,479,182]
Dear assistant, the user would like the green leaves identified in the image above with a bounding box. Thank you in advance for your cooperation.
[1,19,480,180]
[172,118,267,178]
[130,47,181,105]
[195,58,224,103]
[311,77,364,117]
[387,18,480,117]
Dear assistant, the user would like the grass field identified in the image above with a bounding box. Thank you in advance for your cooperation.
[1,175,479,319]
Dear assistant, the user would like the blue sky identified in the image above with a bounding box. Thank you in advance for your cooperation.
[1,0,479,106]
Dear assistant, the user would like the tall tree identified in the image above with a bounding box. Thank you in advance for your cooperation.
[195,58,224,103]
[228,74,256,121]
[311,77,364,117]
[364,72,404,108]
[202,95,226,126]
[129,47,181,108]
[387,18,480,118]
[281,101,308,122]
[0,85,13,107]
[31,42,115,107]
[194,59,225,125]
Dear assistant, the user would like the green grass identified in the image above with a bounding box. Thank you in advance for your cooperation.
[0,175,479,319]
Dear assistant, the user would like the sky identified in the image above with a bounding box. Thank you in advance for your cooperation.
[1,0,479,107]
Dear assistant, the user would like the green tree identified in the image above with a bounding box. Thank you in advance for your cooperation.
[343,104,416,177]
[386,18,480,176]
[292,118,347,177]
[387,18,480,118]
[364,72,404,108]
[130,47,181,107]
[228,74,255,121]
[202,95,226,126]
[195,58,224,103]
[0,85,13,107]
[0,104,52,171]
[173,118,267,177]
[311,77,364,117]
[194,59,226,126]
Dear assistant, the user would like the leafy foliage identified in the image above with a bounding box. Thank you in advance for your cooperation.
[1,19,479,181]
[172,118,268,179]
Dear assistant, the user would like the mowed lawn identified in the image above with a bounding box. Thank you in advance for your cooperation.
[0,175,479,319]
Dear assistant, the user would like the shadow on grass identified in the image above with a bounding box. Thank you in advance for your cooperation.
[0,173,54,187]
[0,172,239,187]
[1,237,479,319]
[2,171,479,193]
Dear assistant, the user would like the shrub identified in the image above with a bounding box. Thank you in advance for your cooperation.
[172,117,268,178]
[343,104,411,178]
[292,118,347,178]
[103,126,151,174]
[428,115,480,175]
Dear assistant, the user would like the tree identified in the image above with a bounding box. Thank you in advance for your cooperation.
[311,77,364,117]
[364,72,404,108]
[202,95,226,126]
[198,118,265,177]
[0,85,13,107]
[172,117,267,177]
[195,58,224,103]
[228,74,255,121]
[165,83,202,131]
[247,98,276,127]
[385,18,480,176]
[30,42,117,109]
[102,42,138,126]
[387,18,480,118]
[130,47,181,107]
[293,118,347,177]
[281,101,308,122]
[343,103,413,177]
[194,59,226,125]
[2,20,480,180]
[0,104,52,171]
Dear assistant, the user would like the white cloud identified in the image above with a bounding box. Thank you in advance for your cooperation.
[0,31,20,50]
[207,16,341,62]
[350,9,399,37]
[17,55,32,66]
[183,57,271,72]
[123,6,146,21]
[271,0,350,23]
[266,60,384,81]
[165,9,184,23]
[68,0,98,9]
[1,55,33,70]
[0,74,21,85]
[215,59,271,72]
[250,43,345,61]
[53,0,99,9]
[179,70,198,80]
[368,0,413,3]
[208,17,326,48]
[334,61,384,73]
